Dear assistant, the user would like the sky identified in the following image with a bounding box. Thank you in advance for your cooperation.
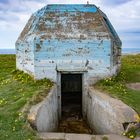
[0,0,140,49]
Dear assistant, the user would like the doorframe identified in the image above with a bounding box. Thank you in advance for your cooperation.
[57,71,85,120]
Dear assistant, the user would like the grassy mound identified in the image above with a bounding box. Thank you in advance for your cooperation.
[0,55,53,140]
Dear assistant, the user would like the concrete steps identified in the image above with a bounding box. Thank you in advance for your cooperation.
[38,133,140,140]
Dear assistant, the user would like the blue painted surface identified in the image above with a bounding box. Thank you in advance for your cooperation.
[35,4,97,13]
[35,39,110,61]
[33,38,111,80]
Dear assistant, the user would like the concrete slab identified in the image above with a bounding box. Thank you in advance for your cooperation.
[38,132,139,140]
[38,132,65,140]
[65,133,92,140]
[135,137,140,140]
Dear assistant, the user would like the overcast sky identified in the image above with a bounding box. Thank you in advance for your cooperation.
[0,0,140,49]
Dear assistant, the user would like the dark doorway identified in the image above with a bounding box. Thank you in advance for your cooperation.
[57,74,92,133]
[61,74,82,119]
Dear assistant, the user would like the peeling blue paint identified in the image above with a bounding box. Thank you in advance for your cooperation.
[16,4,121,81]
[45,4,97,13]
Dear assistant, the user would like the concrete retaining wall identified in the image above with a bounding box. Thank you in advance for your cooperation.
[84,87,138,134]
[28,85,58,132]
[28,84,138,135]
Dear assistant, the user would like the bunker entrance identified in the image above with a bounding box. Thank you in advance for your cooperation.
[61,74,82,119]
[58,74,92,134]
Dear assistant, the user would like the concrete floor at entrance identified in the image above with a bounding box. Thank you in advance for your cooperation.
[57,117,93,134]
[57,103,93,134]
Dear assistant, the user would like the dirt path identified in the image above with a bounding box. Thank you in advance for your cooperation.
[126,83,140,91]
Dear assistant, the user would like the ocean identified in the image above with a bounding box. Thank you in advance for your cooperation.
[0,49,15,54]
[0,48,140,54]
[122,47,140,54]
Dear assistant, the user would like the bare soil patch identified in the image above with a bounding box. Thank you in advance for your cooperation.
[126,83,140,91]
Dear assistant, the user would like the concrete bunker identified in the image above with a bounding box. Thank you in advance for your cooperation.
[17,4,138,136]
[27,78,138,134]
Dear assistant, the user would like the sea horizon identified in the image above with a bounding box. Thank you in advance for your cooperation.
[0,47,140,55]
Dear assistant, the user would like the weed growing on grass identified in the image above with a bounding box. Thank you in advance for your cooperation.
[12,70,33,83]
[96,70,128,95]
[12,69,53,87]
[124,115,140,139]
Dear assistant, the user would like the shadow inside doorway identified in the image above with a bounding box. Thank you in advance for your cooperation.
[57,74,92,134]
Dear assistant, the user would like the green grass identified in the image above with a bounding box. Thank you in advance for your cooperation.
[95,54,140,114]
[0,55,53,140]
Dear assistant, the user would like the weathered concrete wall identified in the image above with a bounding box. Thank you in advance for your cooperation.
[16,40,35,75]
[34,39,112,82]
[26,74,138,135]
[16,4,122,82]
[27,85,58,132]
[83,87,138,134]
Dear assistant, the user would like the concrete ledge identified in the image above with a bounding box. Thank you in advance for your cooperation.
[39,132,65,139]
[84,87,138,134]
[38,132,136,140]
[27,85,59,132]
[66,133,92,140]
